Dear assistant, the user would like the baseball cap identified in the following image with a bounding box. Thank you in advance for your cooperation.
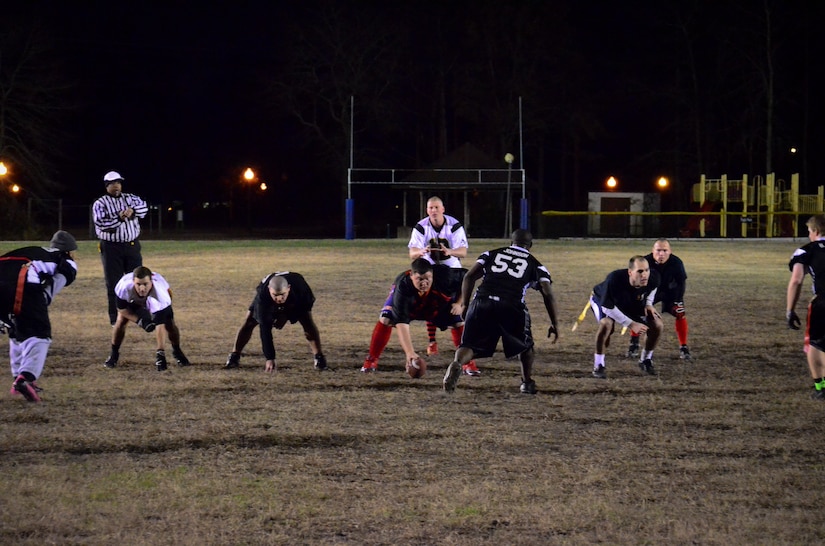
[103,171,124,185]
[49,230,78,252]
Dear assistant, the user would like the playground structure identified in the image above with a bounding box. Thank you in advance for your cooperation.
[690,173,821,237]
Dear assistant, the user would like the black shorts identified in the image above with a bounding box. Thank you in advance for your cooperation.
[808,297,825,352]
[460,296,533,359]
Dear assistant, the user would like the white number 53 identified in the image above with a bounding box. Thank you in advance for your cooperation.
[491,254,528,278]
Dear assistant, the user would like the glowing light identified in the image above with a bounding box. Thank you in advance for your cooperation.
[0,161,7,176]
[243,168,255,181]
[11,184,20,193]
[259,182,267,191]
[606,176,618,189]
[657,177,669,189]
[790,147,797,154]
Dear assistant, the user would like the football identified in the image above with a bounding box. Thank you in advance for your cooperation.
[406,357,427,379]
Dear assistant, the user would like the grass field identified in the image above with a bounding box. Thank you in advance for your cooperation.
[1,237,823,545]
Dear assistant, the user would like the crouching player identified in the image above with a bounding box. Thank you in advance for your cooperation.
[1,231,78,402]
[103,266,190,371]
[361,258,469,374]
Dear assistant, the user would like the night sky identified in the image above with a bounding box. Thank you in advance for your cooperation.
[2,1,823,236]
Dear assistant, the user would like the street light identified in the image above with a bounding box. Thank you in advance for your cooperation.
[657,176,669,189]
[606,176,618,190]
[0,161,8,176]
[243,167,257,229]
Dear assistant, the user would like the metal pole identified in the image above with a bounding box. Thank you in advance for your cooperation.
[505,163,512,237]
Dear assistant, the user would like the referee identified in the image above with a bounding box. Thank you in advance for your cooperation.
[92,171,149,325]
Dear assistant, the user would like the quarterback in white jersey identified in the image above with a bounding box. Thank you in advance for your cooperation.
[408,196,468,268]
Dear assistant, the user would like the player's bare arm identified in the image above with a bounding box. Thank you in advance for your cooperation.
[395,323,419,363]
[409,247,428,260]
[539,280,559,342]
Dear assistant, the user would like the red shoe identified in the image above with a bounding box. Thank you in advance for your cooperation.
[462,361,481,377]
[360,357,378,373]
[12,375,41,402]
[426,341,439,356]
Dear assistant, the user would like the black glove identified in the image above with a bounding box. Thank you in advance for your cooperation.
[137,316,156,333]
[787,310,801,330]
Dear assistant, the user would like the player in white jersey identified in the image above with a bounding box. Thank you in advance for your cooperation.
[407,196,479,375]
[103,266,190,372]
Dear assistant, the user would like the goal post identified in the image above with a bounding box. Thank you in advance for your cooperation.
[345,167,527,239]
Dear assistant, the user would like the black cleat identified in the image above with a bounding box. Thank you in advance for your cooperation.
[313,353,328,370]
[173,349,191,367]
[592,365,607,379]
[443,361,461,392]
[520,380,537,394]
[155,351,168,372]
[103,354,118,369]
[639,359,656,375]
[224,352,240,369]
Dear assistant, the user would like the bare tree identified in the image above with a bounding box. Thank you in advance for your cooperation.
[1,20,75,235]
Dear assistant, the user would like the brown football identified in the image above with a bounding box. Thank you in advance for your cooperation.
[406,357,427,379]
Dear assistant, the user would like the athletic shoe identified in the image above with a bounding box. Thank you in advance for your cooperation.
[103,354,118,369]
[155,351,168,372]
[462,361,481,376]
[520,380,537,394]
[314,353,328,371]
[592,365,607,379]
[10,380,41,397]
[360,357,378,373]
[811,389,825,401]
[639,358,656,375]
[627,338,640,358]
[679,345,692,361]
[443,361,462,392]
[173,348,191,367]
[12,375,41,402]
[224,352,240,369]
[426,341,439,356]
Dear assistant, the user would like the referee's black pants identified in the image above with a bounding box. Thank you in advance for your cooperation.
[100,240,142,324]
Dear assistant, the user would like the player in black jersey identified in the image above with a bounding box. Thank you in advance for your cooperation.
[1,231,78,402]
[225,272,326,372]
[627,238,691,360]
[786,214,825,400]
[590,256,662,379]
[442,229,559,395]
[361,259,466,373]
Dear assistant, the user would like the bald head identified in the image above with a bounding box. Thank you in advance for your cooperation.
[268,275,291,304]
[511,229,533,249]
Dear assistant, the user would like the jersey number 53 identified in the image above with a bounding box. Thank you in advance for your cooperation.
[491,254,528,278]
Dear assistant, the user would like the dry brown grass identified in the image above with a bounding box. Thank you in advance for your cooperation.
[1,237,823,545]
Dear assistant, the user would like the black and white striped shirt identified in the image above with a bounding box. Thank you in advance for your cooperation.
[92,193,149,242]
